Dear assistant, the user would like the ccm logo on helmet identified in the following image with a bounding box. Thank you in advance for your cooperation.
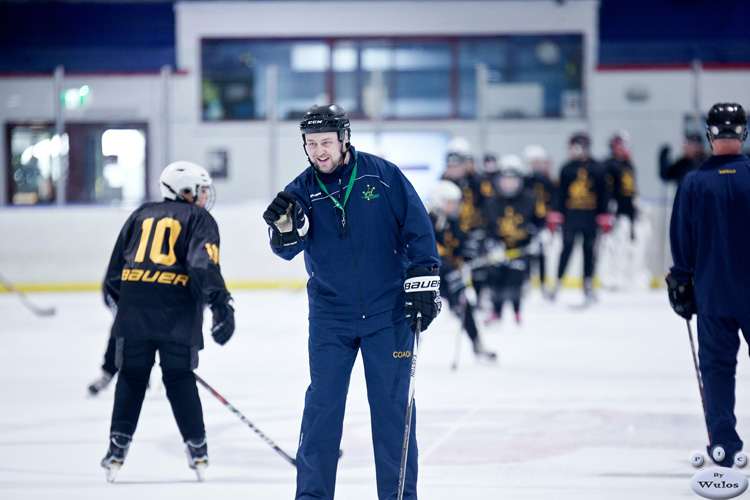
[393,351,412,358]
[307,120,323,124]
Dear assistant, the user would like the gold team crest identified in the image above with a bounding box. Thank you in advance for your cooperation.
[567,168,596,210]
[362,184,380,201]
[497,206,527,246]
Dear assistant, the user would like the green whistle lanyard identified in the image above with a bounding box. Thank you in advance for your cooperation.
[314,151,358,234]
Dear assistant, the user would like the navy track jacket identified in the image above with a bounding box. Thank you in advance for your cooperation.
[670,153,750,317]
[271,146,440,321]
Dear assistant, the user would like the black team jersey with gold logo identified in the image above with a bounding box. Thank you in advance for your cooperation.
[555,159,608,229]
[483,190,544,251]
[103,200,229,349]
[430,212,475,273]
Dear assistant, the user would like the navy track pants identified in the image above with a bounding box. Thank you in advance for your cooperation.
[697,314,750,466]
[295,316,418,500]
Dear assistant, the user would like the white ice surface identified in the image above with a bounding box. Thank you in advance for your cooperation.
[2,287,750,499]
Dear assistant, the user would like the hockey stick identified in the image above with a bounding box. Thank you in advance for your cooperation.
[0,272,55,317]
[686,319,711,443]
[451,298,467,371]
[194,373,298,466]
[397,312,421,500]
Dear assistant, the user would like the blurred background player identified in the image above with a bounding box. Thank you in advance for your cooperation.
[547,133,610,303]
[667,102,750,467]
[429,180,496,361]
[598,130,641,290]
[99,161,235,482]
[659,133,708,185]
[604,130,637,237]
[483,155,543,324]
[441,138,491,300]
[523,145,556,296]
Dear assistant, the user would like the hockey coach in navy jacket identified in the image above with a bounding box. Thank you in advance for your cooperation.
[263,104,441,500]
[668,102,750,467]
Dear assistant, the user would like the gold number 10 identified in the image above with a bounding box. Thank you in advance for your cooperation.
[134,217,182,266]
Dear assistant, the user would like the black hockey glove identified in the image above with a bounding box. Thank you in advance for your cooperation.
[665,273,696,320]
[404,267,441,333]
[263,191,309,249]
[444,269,465,297]
[104,292,118,316]
[210,294,235,345]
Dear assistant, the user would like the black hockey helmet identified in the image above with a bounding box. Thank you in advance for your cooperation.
[685,133,703,144]
[706,103,748,142]
[569,132,590,149]
[300,104,351,144]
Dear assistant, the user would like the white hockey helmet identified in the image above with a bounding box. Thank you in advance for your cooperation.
[496,154,527,198]
[159,161,215,209]
[522,144,548,164]
[430,180,462,214]
[448,136,472,157]
[499,154,528,176]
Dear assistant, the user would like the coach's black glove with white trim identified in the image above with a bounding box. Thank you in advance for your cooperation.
[665,273,696,320]
[404,267,441,333]
[263,191,309,249]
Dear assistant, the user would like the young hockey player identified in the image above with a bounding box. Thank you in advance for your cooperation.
[483,156,544,324]
[429,180,496,361]
[547,133,610,303]
[99,161,235,482]
[523,145,556,295]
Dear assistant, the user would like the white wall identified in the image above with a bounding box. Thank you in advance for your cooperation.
[3,0,750,288]
[0,202,307,290]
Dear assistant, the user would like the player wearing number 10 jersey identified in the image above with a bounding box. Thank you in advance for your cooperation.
[99,161,235,482]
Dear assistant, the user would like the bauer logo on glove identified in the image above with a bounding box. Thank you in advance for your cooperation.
[404,267,442,333]
[404,276,440,292]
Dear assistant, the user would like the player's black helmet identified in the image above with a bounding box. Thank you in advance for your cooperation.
[570,132,591,149]
[706,103,748,142]
[300,104,351,144]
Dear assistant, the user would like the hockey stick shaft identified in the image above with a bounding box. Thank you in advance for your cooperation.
[194,373,297,466]
[451,299,467,371]
[397,313,421,500]
[0,273,55,317]
[686,319,711,443]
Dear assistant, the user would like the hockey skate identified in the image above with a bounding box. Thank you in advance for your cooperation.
[101,434,131,482]
[544,281,560,301]
[472,340,497,362]
[583,278,598,305]
[185,437,208,482]
[484,311,501,326]
[88,370,114,396]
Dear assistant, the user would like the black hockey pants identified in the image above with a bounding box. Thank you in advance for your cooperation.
[110,338,204,442]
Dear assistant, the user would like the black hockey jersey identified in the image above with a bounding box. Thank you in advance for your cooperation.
[444,173,486,234]
[483,190,544,251]
[604,157,637,219]
[103,200,229,348]
[555,159,608,230]
[430,212,476,274]
[524,172,555,221]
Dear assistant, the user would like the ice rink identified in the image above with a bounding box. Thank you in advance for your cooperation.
[3,286,750,499]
